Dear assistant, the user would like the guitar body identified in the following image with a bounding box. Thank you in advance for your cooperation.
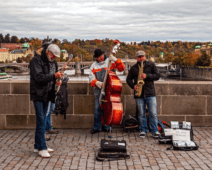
[101,71,123,126]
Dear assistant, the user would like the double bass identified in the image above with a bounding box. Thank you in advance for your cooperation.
[99,40,124,126]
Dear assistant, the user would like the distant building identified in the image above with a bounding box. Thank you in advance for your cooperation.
[159,52,164,59]
[0,42,31,51]
[10,49,24,54]
[0,48,8,52]
[201,44,212,57]
[61,49,68,59]
[0,43,22,50]
[0,44,32,63]
[22,42,30,51]
[194,45,202,56]
[194,44,212,59]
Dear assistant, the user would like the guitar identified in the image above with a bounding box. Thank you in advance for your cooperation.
[55,54,73,93]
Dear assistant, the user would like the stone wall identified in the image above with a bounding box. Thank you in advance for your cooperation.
[0,80,212,129]
[183,67,212,80]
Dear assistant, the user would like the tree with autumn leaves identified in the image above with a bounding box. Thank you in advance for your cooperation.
[166,51,210,67]
[0,33,211,66]
[195,52,211,67]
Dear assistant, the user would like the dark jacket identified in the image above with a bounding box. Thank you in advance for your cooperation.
[30,48,58,102]
[126,60,160,98]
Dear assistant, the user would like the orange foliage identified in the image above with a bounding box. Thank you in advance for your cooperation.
[164,54,173,63]
[182,52,200,66]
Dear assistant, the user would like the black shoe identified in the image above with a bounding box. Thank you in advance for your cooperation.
[45,138,51,141]
[46,129,59,134]
[90,129,100,134]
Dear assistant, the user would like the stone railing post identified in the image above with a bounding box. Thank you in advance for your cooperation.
[123,62,129,75]
[75,62,81,76]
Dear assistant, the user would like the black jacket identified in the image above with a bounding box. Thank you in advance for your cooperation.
[126,60,160,98]
[30,49,58,102]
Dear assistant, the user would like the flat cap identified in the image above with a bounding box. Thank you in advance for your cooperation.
[47,44,60,58]
[135,50,146,57]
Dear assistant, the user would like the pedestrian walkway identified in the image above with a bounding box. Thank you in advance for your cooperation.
[0,127,212,170]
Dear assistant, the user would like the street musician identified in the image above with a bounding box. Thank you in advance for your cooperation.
[126,50,160,138]
[89,47,125,134]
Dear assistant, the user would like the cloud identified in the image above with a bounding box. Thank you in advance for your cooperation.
[0,0,211,42]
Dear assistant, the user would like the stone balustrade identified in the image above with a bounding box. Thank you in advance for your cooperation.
[182,67,212,80]
[0,80,212,129]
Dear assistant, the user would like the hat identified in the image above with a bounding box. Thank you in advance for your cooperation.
[47,44,60,58]
[135,50,146,57]
[93,49,104,58]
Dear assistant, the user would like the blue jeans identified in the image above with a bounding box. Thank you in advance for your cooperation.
[136,96,158,134]
[45,102,55,132]
[93,98,110,131]
[34,101,48,151]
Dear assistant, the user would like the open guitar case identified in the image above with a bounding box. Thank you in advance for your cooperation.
[159,122,199,151]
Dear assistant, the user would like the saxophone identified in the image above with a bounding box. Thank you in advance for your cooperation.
[135,61,145,97]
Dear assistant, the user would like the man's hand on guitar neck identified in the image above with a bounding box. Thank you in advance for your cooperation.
[55,72,63,79]
[56,79,62,86]
[63,63,67,71]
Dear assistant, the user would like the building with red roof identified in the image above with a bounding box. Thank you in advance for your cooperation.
[0,43,31,51]
[0,48,8,52]
[0,43,22,50]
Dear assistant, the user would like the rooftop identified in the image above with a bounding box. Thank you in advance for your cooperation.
[10,49,24,54]
[0,48,8,52]
[22,42,30,49]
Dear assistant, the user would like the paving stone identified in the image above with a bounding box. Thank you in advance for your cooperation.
[0,128,212,169]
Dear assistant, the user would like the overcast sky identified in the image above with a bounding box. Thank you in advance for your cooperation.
[0,0,211,42]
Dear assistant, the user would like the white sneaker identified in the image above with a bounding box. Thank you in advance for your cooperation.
[152,131,160,138]
[34,148,54,153]
[38,150,51,158]
[47,148,54,153]
[139,132,146,138]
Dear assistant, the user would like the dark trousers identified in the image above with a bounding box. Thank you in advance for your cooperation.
[93,98,110,131]
[45,102,55,132]
[34,101,48,151]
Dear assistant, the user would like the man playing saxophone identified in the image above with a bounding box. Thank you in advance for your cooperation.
[126,50,160,138]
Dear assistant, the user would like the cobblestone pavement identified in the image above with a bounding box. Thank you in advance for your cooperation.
[0,127,212,170]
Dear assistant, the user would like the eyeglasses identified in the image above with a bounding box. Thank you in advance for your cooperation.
[49,52,57,59]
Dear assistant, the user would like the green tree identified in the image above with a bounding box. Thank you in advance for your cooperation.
[4,34,10,43]
[20,38,25,43]
[25,54,33,63]
[172,56,181,65]
[11,36,19,43]
[195,52,211,66]
[52,38,61,44]
[16,57,22,63]
[0,33,4,43]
